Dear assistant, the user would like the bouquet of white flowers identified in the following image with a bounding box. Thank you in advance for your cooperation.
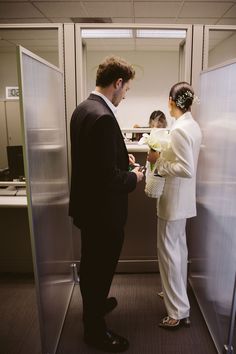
[138,128,171,198]
[139,128,170,152]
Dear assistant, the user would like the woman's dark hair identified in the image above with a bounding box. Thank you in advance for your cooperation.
[169,82,194,112]
[149,110,167,128]
[96,56,135,87]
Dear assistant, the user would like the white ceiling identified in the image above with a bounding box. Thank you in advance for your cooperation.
[0,0,235,25]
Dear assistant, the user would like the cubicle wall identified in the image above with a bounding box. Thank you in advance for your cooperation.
[189,60,236,353]
[17,46,74,354]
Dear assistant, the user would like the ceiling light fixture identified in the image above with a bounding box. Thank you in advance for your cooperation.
[81,29,133,38]
[136,29,186,38]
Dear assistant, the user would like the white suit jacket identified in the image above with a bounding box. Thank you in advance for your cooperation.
[156,111,202,221]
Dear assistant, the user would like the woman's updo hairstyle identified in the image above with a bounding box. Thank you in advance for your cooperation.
[169,82,194,113]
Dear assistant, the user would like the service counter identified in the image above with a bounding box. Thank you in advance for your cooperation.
[120,143,158,272]
[72,141,158,273]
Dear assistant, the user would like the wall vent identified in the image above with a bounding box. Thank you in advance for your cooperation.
[71,17,112,23]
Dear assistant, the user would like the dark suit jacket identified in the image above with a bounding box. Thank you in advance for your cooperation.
[69,93,137,229]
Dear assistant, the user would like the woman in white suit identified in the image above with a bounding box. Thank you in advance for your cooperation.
[148,82,202,329]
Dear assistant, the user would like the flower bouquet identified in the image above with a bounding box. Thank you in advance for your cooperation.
[138,128,171,198]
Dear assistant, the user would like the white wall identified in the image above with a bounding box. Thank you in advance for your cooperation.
[86,50,179,129]
[0,52,18,99]
[209,32,236,68]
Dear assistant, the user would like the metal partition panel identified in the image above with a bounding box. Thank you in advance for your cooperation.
[203,25,236,70]
[189,60,236,353]
[17,46,74,354]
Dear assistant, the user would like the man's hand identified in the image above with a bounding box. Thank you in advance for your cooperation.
[147,150,160,164]
[132,167,144,183]
[128,154,135,165]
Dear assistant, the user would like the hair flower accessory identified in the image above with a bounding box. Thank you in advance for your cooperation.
[175,90,194,109]
[193,95,200,104]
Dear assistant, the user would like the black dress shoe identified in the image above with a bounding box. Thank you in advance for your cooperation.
[84,329,129,352]
[104,297,118,315]
[159,315,191,330]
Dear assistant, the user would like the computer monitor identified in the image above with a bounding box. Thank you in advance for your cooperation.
[6,145,25,180]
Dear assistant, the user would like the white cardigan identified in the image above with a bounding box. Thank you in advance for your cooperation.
[157,112,202,221]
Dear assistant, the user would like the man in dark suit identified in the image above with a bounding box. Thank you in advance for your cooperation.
[69,56,143,352]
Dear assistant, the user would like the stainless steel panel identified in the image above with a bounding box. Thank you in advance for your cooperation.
[17,46,73,354]
[190,60,236,352]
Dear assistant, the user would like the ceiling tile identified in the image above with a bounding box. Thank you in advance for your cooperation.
[83,2,133,17]
[217,18,236,24]
[182,0,234,1]
[223,4,236,17]
[34,2,86,17]
[176,17,217,24]
[133,0,181,2]
[179,2,233,18]
[0,3,44,18]
[134,2,182,17]
[50,17,73,22]
[0,18,50,23]
[33,0,129,0]
[81,0,131,1]
[111,18,134,23]
[0,0,33,2]
[134,17,176,24]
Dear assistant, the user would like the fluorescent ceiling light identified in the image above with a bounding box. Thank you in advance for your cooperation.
[81,29,133,38]
[136,29,186,39]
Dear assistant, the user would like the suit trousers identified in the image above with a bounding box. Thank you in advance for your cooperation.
[157,217,190,320]
[80,223,124,336]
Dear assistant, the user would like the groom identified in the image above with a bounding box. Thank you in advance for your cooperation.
[69,56,143,352]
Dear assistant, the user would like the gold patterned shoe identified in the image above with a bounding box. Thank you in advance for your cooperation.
[159,316,191,330]
[157,291,164,299]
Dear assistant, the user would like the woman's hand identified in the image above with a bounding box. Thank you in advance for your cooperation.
[147,150,160,164]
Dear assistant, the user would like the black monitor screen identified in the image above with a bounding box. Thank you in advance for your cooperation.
[6,145,25,180]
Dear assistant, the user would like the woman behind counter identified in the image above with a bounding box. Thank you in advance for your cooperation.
[148,110,167,128]
[147,82,202,329]
[133,110,167,141]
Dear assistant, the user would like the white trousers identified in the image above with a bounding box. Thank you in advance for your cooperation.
[157,217,190,320]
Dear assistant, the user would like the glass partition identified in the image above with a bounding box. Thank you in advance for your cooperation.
[203,25,236,69]
[190,59,236,353]
[17,46,73,354]
[0,25,62,175]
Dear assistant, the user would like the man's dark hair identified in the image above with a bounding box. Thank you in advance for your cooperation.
[96,56,135,87]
